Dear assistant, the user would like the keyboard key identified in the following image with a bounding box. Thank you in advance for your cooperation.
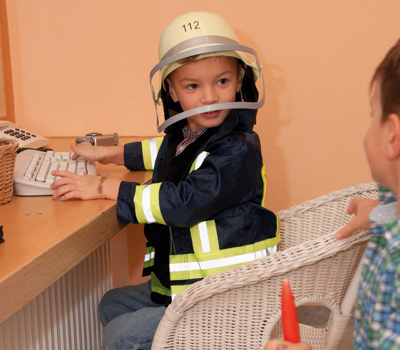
[44,150,54,160]
[76,160,87,175]
[46,161,60,183]
[87,163,96,175]
[24,154,40,179]
[67,161,77,173]
[58,161,68,171]
[56,161,68,180]
[36,160,51,182]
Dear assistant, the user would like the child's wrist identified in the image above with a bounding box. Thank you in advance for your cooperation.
[97,176,108,197]
[101,145,124,165]
[97,176,121,200]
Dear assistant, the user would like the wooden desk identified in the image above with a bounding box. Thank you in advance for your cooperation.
[0,137,152,326]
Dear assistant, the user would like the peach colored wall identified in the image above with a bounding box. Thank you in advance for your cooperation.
[3,1,400,283]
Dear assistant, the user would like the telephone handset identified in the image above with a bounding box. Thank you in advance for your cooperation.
[0,120,49,149]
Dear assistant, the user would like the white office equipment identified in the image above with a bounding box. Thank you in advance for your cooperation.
[0,120,49,149]
[14,149,96,196]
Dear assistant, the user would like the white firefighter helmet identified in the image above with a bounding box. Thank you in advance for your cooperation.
[149,11,265,132]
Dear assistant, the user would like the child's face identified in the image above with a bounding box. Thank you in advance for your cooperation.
[167,56,241,131]
[364,81,391,187]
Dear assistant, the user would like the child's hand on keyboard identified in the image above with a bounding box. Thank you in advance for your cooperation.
[71,142,125,165]
[50,171,121,201]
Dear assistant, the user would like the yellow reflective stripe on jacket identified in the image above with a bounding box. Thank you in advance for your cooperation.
[171,285,189,300]
[134,183,166,224]
[261,163,267,207]
[151,272,171,297]
[189,151,209,173]
[169,236,280,281]
[190,220,220,254]
[142,137,163,170]
[169,239,280,299]
[144,245,155,269]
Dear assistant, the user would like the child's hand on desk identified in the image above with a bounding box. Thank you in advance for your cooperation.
[71,142,108,163]
[50,171,121,200]
[71,142,125,165]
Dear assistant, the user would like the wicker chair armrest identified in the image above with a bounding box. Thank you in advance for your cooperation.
[168,228,370,316]
[276,183,377,220]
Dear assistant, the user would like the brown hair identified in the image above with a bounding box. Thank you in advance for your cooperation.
[371,39,400,122]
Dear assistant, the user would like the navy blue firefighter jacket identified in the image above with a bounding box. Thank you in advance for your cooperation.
[117,108,280,305]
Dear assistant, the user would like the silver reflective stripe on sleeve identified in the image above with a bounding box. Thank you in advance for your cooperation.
[194,151,208,170]
[149,138,158,169]
[142,185,156,223]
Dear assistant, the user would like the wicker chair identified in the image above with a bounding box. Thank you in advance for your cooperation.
[151,183,378,350]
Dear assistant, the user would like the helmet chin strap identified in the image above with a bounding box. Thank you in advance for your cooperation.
[150,43,265,133]
[156,99,265,133]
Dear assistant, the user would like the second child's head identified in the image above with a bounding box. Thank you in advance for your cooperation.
[149,11,263,133]
[364,39,400,189]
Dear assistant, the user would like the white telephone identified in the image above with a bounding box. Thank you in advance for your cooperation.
[0,120,49,149]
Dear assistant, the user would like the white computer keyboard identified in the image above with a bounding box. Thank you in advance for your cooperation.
[14,149,97,196]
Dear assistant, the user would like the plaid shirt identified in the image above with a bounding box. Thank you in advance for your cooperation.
[354,185,400,349]
[176,125,207,156]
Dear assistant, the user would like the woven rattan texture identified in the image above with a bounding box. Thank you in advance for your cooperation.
[0,139,18,205]
[152,183,378,350]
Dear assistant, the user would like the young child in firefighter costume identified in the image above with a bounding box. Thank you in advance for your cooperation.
[51,11,280,350]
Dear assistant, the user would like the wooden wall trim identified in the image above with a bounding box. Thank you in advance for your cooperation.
[0,0,14,122]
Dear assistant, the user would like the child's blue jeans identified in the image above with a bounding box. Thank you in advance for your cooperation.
[99,280,166,350]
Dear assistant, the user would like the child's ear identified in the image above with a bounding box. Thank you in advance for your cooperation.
[387,113,400,160]
[166,78,178,103]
